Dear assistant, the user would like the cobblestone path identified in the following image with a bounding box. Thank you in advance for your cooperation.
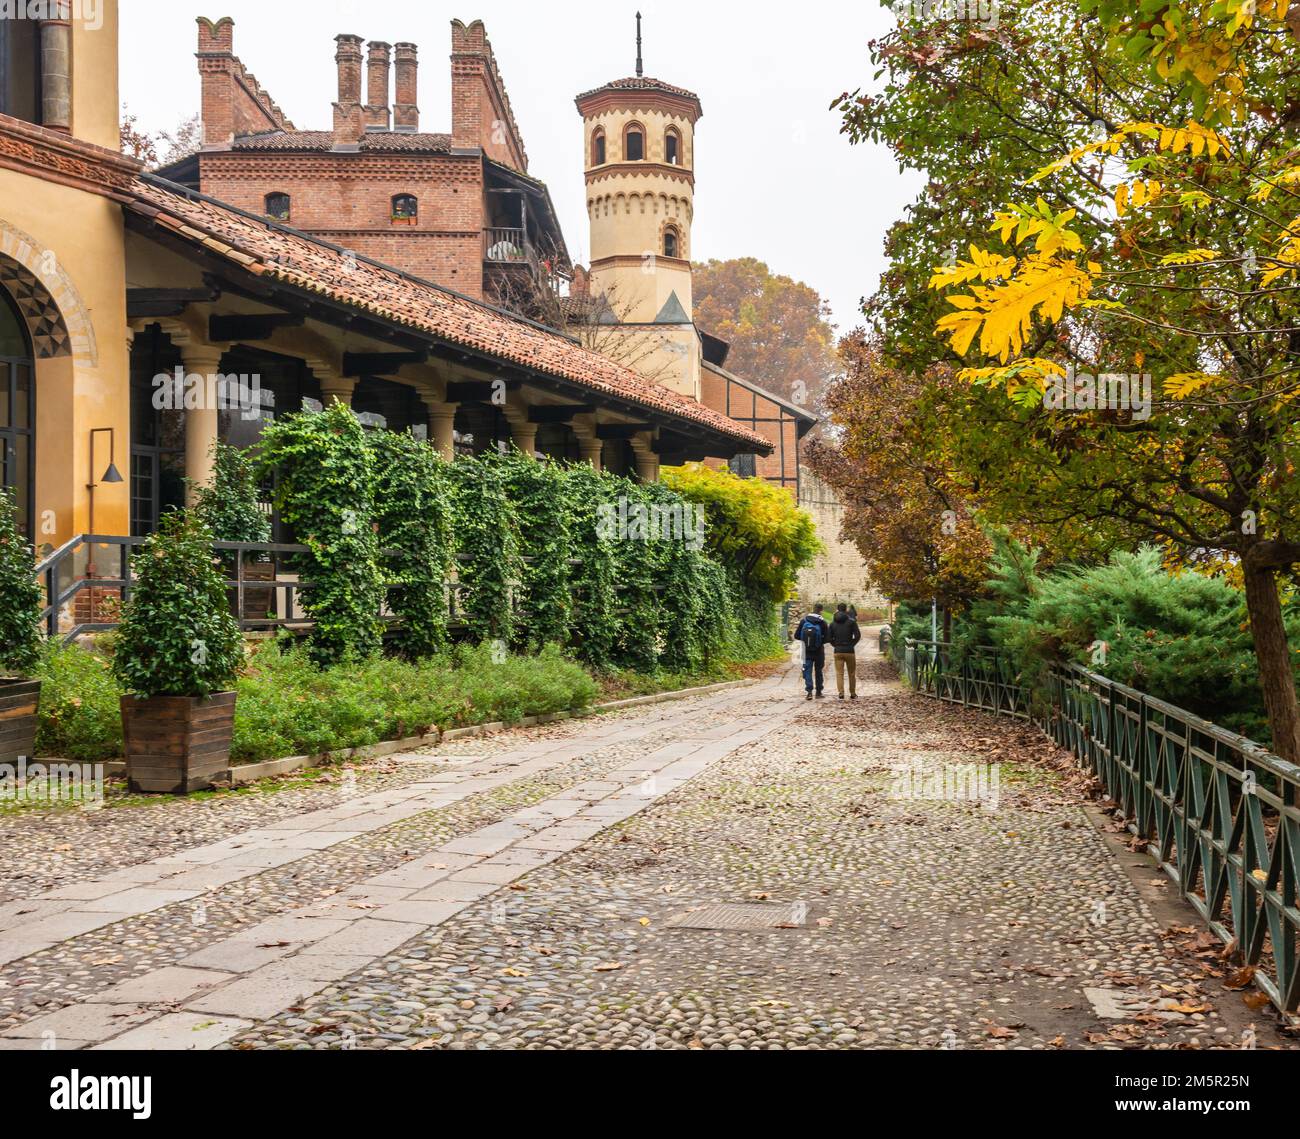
[1,656,1295,1051]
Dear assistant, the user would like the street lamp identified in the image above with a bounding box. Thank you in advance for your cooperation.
[87,427,123,576]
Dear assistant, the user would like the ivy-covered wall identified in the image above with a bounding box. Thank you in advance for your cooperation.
[251,406,806,672]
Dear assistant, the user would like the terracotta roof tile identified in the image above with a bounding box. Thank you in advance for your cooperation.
[230,131,454,153]
[576,76,700,102]
[127,178,769,453]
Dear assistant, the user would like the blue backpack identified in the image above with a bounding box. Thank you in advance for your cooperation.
[801,618,824,652]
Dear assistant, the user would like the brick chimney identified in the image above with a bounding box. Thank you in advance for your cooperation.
[332,33,365,148]
[364,41,392,130]
[197,16,237,148]
[393,42,419,131]
[450,19,527,170]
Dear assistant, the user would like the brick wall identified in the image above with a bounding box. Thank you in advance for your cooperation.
[200,152,488,295]
[450,19,528,172]
[196,17,292,149]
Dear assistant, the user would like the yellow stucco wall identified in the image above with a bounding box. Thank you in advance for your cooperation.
[71,2,121,150]
[0,171,129,551]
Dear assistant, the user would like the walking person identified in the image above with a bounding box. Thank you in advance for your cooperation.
[828,603,862,699]
[793,605,830,700]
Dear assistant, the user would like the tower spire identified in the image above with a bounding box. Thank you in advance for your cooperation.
[636,11,643,77]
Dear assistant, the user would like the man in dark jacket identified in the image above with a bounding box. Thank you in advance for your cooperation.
[793,607,830,700]
[828,603,862,699]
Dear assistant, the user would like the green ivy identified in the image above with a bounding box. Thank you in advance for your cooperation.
[444,454,523,645]
[493,448,574,651]
[256,402,383,665]
[609,475,662,673]
[0,487,41,676]
[191,441,271,543]
[112,512,244,699]
[368,431,454,659]
[562,462,620,669]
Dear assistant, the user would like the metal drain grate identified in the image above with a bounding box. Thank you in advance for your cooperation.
[665,903,808,931]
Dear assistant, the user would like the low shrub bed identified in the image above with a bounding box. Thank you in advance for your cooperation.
[231,639,598,763]
[33,619,785,766]
[31,637,599,765]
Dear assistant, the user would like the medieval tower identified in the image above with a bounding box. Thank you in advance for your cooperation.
[575,15,703,398]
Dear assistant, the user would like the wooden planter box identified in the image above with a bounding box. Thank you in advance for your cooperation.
[0,678,41,765]
[120,692,236,794]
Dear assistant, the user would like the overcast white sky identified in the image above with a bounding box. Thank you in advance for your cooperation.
[120,0,921,335]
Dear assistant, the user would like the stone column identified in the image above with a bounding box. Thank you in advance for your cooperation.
[631,434,660,484]
[315,367,357,407]
[182,347,224,506]
[572,416,603,472]
[503,406,539,457]
[426,404,459,461]
[40,10,72,131]
[579,438,604,471]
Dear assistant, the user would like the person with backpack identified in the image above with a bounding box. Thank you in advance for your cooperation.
[827,603,862,699]
[793,606,830,700]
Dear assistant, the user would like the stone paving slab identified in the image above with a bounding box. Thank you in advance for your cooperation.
[91,1013,252,1051]
[0,679,783,1048]
[212,662,1300,1053]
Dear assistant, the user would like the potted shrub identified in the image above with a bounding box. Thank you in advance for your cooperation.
[192,441,274,621]
[0,488,43,765]
[113,512,245,793]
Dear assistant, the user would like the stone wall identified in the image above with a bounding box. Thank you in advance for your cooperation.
[795,465,887,615]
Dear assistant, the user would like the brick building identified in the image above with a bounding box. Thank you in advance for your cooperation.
[158,18,567,305]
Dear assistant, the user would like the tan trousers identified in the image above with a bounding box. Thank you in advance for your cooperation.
[834,653,857,697]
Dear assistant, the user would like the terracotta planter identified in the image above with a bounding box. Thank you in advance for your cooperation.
[0,677,41,765]
[120,691,236,794]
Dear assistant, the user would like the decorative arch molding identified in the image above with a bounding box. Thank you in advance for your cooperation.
[660,219,686,260]
[0,218,96,367]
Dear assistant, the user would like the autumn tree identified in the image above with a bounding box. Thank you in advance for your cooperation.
[839,0,1300,757]
[119,109,202,169]
[692,257,838,408]
[807,331,995,635]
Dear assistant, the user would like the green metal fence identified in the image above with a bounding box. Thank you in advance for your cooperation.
[890,637,1300,1019]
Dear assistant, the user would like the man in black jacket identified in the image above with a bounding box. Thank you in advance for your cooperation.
[793,606,830,700]
[828,604,862,699]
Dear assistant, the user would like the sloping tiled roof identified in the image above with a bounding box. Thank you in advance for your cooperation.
[230,131,454,153]
[576,76,700,102]
[126,177,770,452]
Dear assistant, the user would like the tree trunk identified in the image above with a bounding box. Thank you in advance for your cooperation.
[1242,559,1300,762]
[942,607,953,643]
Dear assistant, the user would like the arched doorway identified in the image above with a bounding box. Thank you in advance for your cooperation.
[0,284,34,538]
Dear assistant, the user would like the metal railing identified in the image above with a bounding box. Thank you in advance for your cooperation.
[34,535,641,645]
[890,637,1300,1018]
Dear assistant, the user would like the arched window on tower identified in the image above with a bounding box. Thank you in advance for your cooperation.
[265,193,291,222]
[663,225,681,259]
[665,127,681,166]
[591,127,606,166]
[392,194,418,225]
[624,123,645,162]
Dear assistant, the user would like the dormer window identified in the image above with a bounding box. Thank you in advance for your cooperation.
[265,193,291,222]
[591,128,606,166]
[392,194,418,225]
[624,124,645,162]
[665,128,681,166]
